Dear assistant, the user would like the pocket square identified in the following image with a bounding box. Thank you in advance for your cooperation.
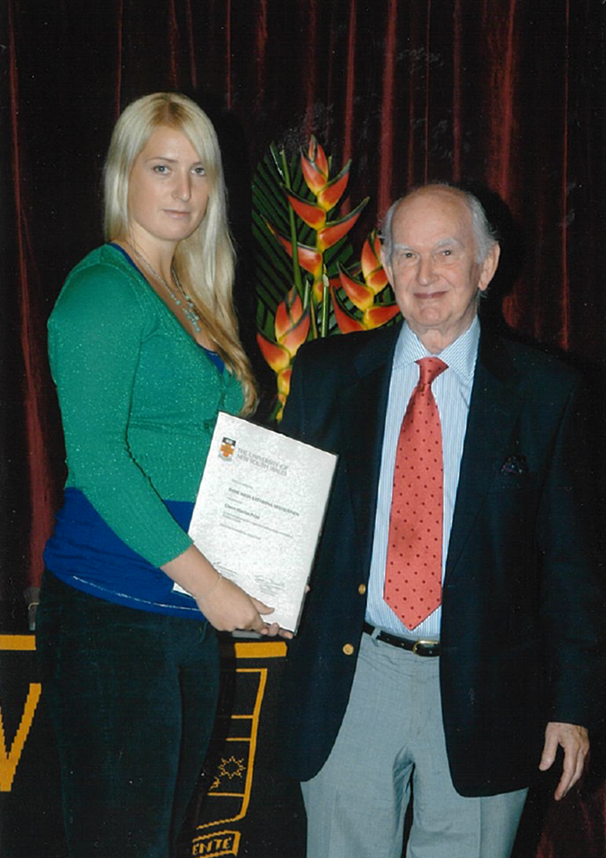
[500,454,529,475]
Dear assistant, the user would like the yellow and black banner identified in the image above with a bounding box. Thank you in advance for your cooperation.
[0,636,306,858]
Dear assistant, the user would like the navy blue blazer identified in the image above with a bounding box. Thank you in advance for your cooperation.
[278,321,604,797]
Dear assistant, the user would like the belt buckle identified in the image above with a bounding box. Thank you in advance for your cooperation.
[412,639,439,657]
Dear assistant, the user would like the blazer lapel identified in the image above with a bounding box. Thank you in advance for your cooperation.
[339,326,400,564]
[445,332,525,579]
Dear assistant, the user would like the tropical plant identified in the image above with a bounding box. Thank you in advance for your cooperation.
[253,136,399,421]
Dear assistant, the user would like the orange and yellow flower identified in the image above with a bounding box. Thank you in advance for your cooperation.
[256,139,398,420]
[331,230,400,333]
[361,230,389,293]
[271,137,368,305]
[256,287,310,419]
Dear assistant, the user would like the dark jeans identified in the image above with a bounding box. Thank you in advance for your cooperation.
[36,571,220,858]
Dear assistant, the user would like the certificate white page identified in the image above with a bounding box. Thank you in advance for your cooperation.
[179,412,337,632]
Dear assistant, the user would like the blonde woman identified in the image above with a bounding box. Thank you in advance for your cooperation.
[37,93,283,858]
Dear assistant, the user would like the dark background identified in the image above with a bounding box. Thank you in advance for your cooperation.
[1,2,605,856]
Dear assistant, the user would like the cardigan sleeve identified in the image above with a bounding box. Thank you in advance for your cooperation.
[48,259,194,567]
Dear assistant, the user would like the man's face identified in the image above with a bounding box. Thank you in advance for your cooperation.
[382,188,499,352]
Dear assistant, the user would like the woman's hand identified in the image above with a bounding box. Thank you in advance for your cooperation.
[264,622,294,640]
[162,544,294,637]
[195,574,274,633]
[196,576,294,638]
[162,545,270,631]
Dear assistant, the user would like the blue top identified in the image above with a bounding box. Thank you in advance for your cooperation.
[45,490,201,615]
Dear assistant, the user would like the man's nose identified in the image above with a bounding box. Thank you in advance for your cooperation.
[417,255,437,284]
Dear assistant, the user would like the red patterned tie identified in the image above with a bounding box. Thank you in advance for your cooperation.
[384,357,448,629]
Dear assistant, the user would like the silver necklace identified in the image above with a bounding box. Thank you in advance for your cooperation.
[125,242,202,333]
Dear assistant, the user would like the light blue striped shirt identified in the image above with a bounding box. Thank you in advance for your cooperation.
[365,317,480,639]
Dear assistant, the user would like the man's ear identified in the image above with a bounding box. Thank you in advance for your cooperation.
[478,243,501,293]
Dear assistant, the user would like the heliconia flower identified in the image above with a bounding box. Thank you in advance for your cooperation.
[363,303,401,329]
[284,189,327,230]
[310,137,329,174]
[361,230,389,293]
[317,164,350,212]
[275,366,296,421]
[256,333,291,373]
[317,198,369,251]
[282,312,310,354]
[276,290,311,355]
[300,156,326,195]
[366,267,389,293]
[257,137,400,420]
[311,274,325,305]
[329,284,365,334]
[308,136,329,172]
[361,230,382,276]
[267,223,323,279]
[277,367,292,397]
[301,136,329,194]
[259,287,310,380]
[258,286,311,422]
[338,265,374,311]
[275,287,305,340]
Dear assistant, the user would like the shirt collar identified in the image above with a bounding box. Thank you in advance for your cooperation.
[393,316,480,383]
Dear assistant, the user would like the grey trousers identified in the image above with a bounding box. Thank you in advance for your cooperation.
[301,632,528,858]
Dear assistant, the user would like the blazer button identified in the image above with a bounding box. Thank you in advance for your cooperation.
[342,643,355,656]
[358,584,366,595]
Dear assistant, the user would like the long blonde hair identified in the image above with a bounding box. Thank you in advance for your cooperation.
[103,92,258,414]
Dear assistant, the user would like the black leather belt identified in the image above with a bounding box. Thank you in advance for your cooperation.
[363,621,440,657]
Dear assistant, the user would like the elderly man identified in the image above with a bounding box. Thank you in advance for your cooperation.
[278,184,603,858]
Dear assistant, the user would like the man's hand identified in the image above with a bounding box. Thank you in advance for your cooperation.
[539,721,589,800]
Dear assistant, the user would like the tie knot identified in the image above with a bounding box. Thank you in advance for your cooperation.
[416,357,448,387]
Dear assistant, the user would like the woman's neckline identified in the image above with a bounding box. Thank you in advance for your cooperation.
[108,242,220,356]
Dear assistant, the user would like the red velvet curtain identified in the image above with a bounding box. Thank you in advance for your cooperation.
[2,1,605,852]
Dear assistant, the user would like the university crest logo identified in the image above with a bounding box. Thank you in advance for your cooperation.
[219,436,236,461]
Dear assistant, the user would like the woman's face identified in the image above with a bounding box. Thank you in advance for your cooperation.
[127,124,210,251]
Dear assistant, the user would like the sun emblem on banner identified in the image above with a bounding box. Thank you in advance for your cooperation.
[192,664,272,856]
[219,436,236,461]
[211,756,246,791]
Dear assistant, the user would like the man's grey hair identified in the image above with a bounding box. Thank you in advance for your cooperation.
[380,183,498,266]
